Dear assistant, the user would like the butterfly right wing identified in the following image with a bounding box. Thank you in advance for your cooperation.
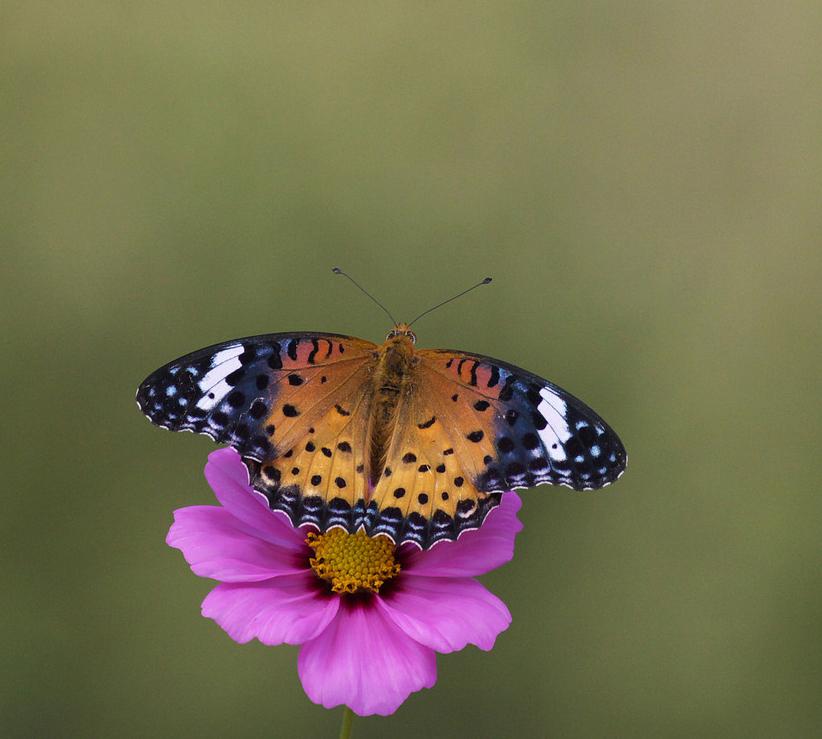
[417,348,628,493]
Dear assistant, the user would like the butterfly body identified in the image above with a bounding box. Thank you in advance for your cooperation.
[137,324,627,548]
[365,326,418,486]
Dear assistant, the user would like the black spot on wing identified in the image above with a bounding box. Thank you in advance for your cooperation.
[268,351,283,370]
[225,368,245,386]
[468,362,479,386]
[249,401,267,419]
[308,338,320,363]
[497,436,514,453]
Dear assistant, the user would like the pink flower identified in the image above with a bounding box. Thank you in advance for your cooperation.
[167,448,523,717]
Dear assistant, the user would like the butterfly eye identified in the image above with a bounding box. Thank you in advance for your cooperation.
[385,329,417,343]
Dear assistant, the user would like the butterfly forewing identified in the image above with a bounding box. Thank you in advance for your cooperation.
[136,332,377,461]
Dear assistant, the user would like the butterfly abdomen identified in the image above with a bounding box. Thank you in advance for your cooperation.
[365,335,417,487]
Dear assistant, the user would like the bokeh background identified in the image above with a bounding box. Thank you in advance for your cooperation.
[3,2,821,737]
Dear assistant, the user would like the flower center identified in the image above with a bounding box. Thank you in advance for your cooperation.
[306,528,400,594]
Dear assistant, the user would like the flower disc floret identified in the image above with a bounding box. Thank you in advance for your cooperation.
[307,528,400,594]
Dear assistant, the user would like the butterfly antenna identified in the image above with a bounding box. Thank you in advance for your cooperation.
[332,267,398,325]
[408,277,493,327]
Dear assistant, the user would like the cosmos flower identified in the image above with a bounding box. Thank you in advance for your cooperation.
[167,448,523,717]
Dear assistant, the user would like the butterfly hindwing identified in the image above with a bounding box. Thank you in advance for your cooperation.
[136,332,377,462]
[418,349,628,493]
[367,386,502,547]
[246,369,374,533]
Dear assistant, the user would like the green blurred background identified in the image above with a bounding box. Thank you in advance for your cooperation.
[3,2,821,737]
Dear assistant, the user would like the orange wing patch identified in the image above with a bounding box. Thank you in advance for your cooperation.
[249,363,374,531]
[262,360,370,456]
[367,366,502,547]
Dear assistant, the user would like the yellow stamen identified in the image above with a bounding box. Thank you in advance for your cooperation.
[306,528,400,594]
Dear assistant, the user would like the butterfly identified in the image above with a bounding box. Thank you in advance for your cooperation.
[136,276,627,549]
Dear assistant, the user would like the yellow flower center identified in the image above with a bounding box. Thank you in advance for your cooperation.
[306,528,400,594]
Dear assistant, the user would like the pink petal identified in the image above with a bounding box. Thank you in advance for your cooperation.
[167,506,306,581]
[204,448,306,550]
[378,575,511,653]
[405,492,523,577]
[201,572,339,645]
[298,599,437,716]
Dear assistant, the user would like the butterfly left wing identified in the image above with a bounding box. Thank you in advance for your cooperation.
[136,332,377,462]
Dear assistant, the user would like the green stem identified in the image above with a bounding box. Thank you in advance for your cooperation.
[339,706,354,739]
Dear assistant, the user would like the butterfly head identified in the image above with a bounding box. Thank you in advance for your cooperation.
[386,323,417,343]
